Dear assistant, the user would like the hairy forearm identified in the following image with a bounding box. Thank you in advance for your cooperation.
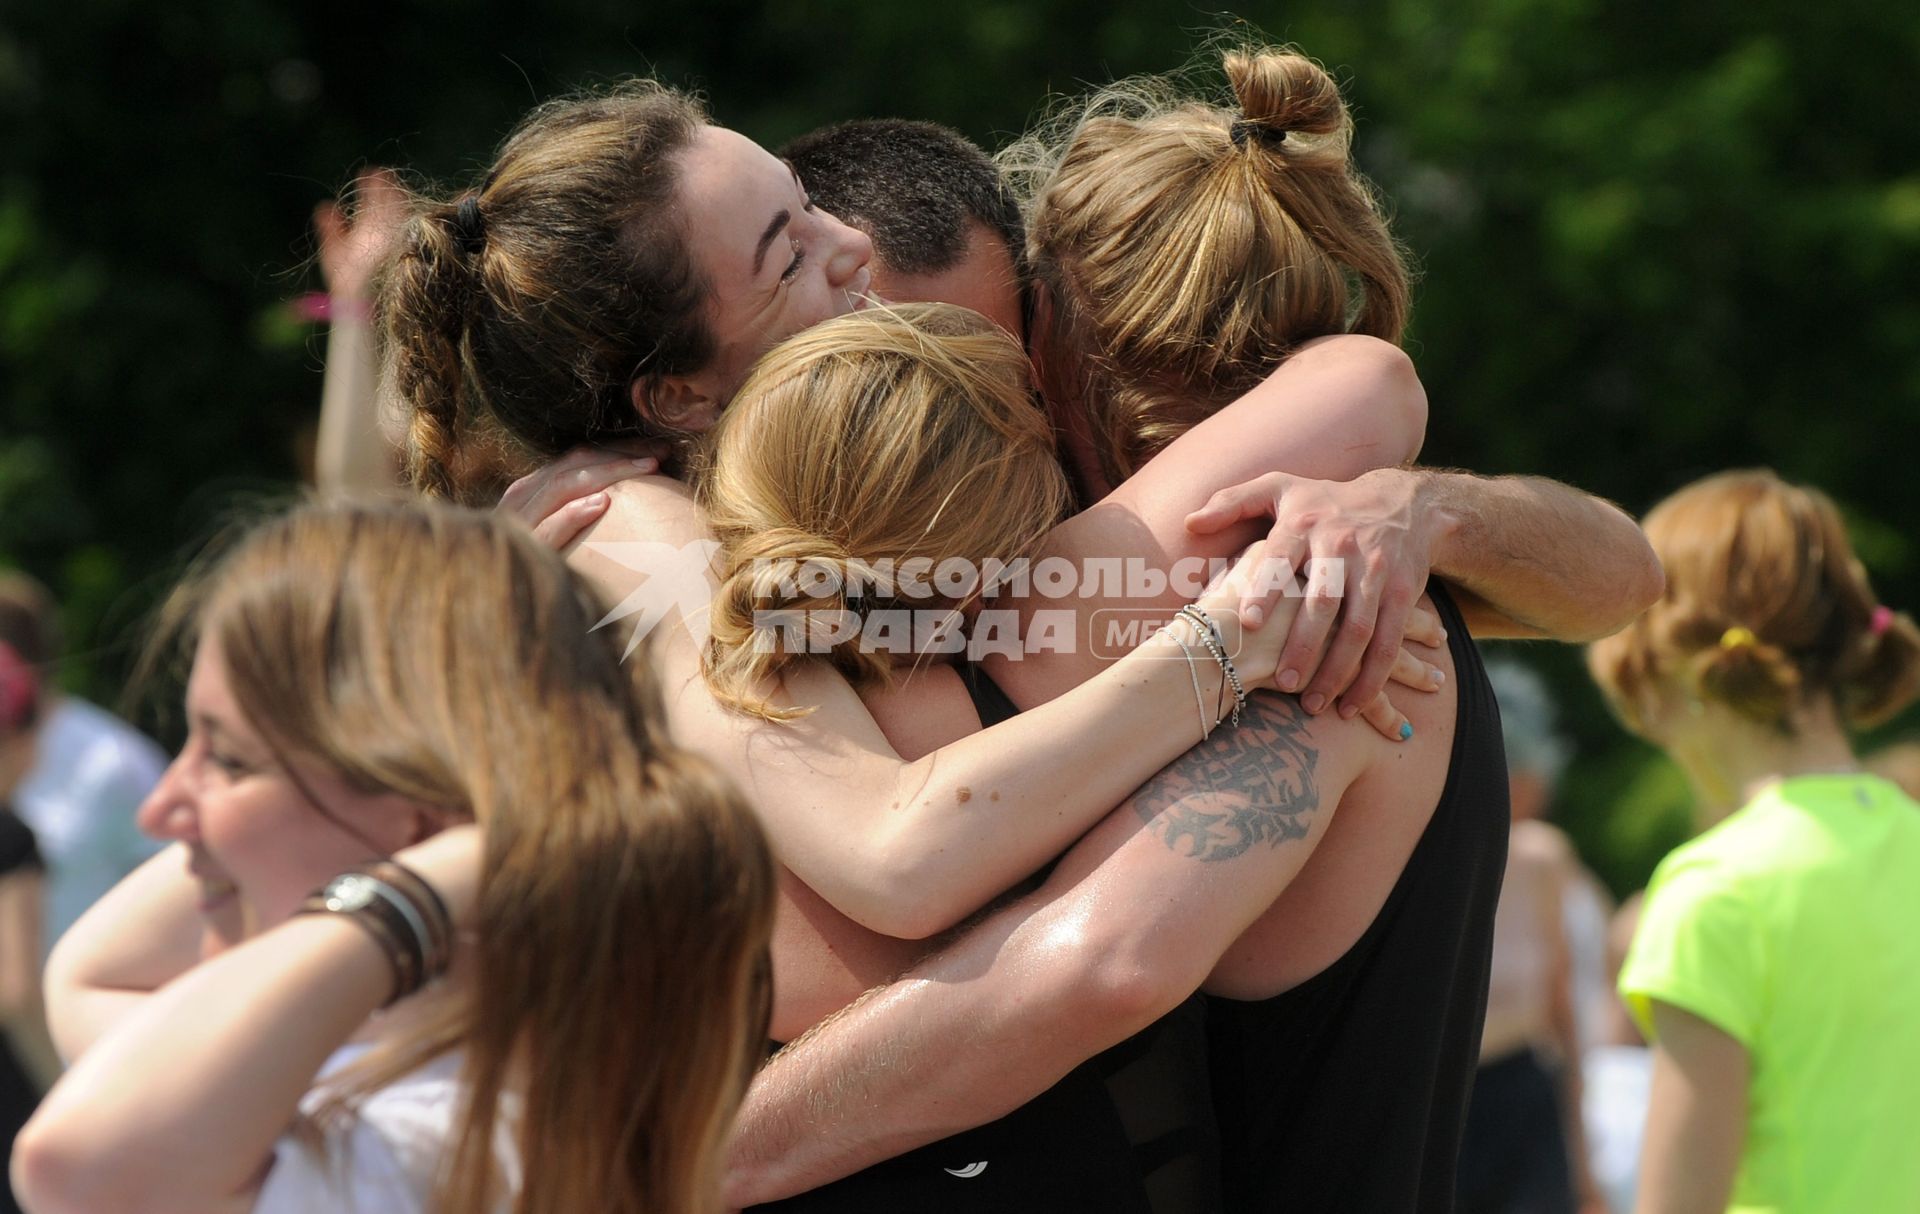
[726,890,1152,1206]
[1420,471,1661,641]
[727,693,1347,1205]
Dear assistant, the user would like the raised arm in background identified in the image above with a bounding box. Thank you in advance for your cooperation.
[311,168,406,497]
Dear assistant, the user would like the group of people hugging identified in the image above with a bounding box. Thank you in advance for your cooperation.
[10,37,1920,1214]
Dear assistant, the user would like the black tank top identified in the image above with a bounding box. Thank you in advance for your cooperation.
[751,663,1221,1213]
[1207,580,1509,1212]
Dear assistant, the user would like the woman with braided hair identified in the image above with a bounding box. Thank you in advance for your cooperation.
[376,81,877,505]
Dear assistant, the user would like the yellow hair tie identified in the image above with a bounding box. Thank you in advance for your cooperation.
[1719,626,1758,651]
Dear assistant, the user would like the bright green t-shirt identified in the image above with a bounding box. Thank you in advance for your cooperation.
[1619,773,1920,1213]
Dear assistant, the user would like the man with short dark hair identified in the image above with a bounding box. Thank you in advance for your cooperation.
[780,119,1027,340]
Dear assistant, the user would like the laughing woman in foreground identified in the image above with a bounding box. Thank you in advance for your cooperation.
[11,501,777,1214]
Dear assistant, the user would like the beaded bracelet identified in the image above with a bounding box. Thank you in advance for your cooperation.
[1179,604,1249,728]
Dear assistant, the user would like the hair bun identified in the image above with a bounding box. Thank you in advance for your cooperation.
[1223,48,1346,137]
[719,529,860,612]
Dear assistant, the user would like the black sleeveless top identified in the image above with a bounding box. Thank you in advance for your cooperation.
[1207,580,1509,1212]
[751,663,1221,1213]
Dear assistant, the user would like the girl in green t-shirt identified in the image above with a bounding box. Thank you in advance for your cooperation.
[1587,469,1920,1213]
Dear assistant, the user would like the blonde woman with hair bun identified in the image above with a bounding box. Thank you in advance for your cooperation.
[1588,469,1920,1213]
[1004,44,1410,494]
[697,302,1432,1213]
[719,48,1664,1214]
[689,301,1442,1211]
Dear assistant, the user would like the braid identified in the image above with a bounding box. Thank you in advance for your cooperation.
[376,81,713,503]
[382,204,486,502]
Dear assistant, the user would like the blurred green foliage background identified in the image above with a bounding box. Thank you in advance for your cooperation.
[2,0,1916,895]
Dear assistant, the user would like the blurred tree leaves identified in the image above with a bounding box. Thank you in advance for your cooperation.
[1,0,1914,888]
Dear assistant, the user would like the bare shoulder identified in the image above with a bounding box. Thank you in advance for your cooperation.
[562,475,717,644]
[575,475,704,543]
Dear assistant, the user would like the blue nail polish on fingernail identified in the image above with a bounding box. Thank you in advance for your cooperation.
[1399,722,1414,741]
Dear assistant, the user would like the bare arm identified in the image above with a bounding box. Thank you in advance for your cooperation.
[313,310,400,495]
[13,828,479,1214]
[41,845,213,1063]
[1634,1000,1749,1214]
[311,169,405,497]
[1183,466,1663,717]
[0,870,41,1022]
[1535,847,1604,1211]
[1419,471,1662,642]
[724,693,1380,1204]
[0,869,60,1090]
[568,476,1388,941]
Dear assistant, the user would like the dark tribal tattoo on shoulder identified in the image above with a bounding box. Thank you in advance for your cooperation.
[1131,692,1319,863]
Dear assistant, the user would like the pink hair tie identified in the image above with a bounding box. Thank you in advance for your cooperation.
[289,292,371,324]
[1870,605,1895,636]
[0,640,37,734]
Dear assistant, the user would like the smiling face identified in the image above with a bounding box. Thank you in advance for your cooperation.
[136,630,434,946]
[649,126,876,430]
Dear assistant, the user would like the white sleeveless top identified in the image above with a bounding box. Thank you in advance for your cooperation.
[253,1045,520,1214]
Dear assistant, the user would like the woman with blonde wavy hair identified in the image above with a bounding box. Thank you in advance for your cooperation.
[698,300,1402,1213]
[1589,469,1920,1213]
[12,501,777,1214]
[698,302,1074,720]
